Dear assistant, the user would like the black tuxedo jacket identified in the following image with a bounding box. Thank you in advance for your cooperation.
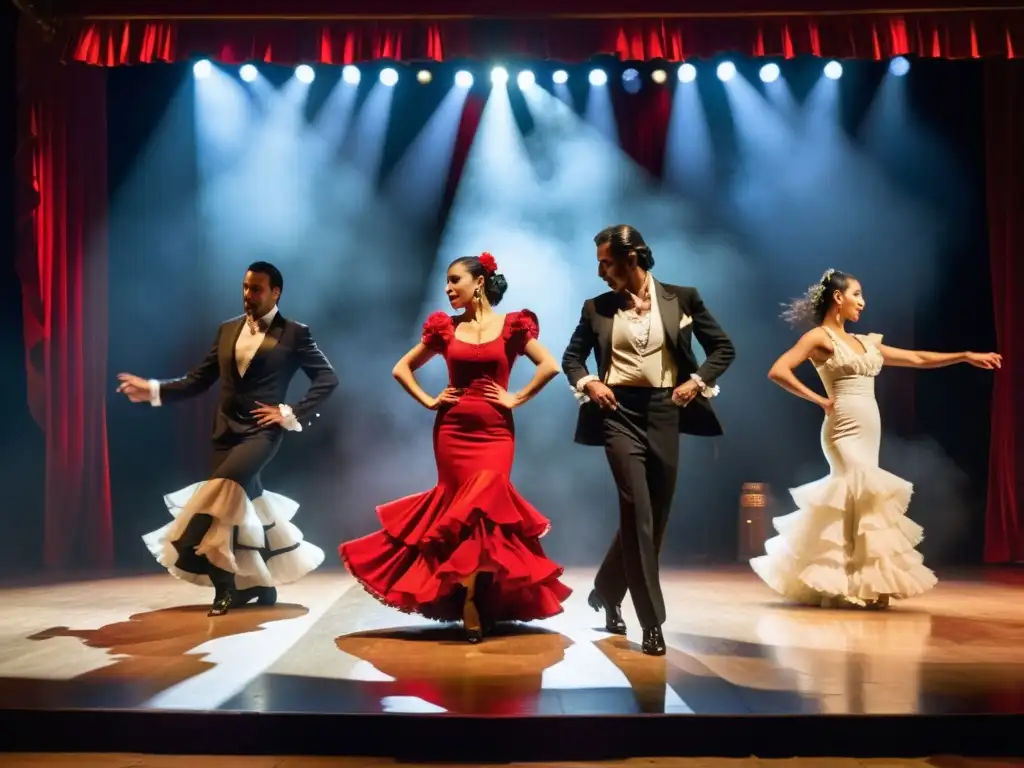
[158,312,338,441]
[561,279,735,446]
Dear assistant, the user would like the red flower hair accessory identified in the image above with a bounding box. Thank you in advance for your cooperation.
[478,252,498,275]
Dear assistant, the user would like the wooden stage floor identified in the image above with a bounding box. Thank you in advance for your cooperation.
[1,566,1022,760]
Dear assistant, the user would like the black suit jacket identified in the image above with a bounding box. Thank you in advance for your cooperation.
[157,312,339,441]
[561,279,735,446]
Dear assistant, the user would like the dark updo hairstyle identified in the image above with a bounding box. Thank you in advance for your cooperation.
[780,269,856,328]
[594,224,655,271]
[449,255,509,307]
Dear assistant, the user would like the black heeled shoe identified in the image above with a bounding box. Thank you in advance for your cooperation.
[588,589,627,635]
[463,596,483,644]
[208,591,233,617]
[641,626,666,656]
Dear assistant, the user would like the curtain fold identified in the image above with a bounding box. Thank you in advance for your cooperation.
[16,22,114,570]
[983,60,1023,564]
[66,13,1022,67]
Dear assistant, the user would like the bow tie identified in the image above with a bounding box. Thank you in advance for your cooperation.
[246,317,269,335]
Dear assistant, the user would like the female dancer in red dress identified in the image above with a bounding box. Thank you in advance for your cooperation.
[339,253,572,642]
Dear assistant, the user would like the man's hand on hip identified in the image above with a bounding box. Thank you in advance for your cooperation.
[585,380,618,410]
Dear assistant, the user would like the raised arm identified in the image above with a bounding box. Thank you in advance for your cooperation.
[876,342,1002,371]
[288,324,339,422]
[561,301,597,388]
[116,329,223,406]
[689,288,736,386]
[767,327,834,409]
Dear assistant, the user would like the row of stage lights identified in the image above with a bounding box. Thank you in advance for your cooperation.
[192,56,912,87]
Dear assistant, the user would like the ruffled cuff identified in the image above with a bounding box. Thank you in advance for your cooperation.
[690,373,720,398]
[280,404,302,432]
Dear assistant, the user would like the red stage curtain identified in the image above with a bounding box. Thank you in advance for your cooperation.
[66,13,1023,67]
[15,5,1022,569]
[983,61,1024,564]
[16,25,114,571]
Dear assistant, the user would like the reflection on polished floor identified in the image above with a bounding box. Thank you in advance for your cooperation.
[3,756,1024,767]
[1,567,1023,716]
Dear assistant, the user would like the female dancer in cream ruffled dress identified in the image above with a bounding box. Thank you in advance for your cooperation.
[750,269,1001,608]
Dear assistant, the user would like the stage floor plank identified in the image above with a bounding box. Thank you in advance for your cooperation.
[1,567,1023,717]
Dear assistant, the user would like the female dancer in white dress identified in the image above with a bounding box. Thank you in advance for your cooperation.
[750,269,1001,608]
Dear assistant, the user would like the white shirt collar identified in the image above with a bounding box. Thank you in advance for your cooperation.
[253,305,279,326]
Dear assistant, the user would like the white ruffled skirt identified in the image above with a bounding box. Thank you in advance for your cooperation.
[142,478,324,591]
[750,466,937,607]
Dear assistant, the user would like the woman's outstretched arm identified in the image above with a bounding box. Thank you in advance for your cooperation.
[876,344,1002,370]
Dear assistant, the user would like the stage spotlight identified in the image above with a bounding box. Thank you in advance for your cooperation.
[759,63,780,83]
[295,64,315,83]
[890,56,910,76]
[716,61,736,82]
[342,65,361,85]
[678,63,697,83]
[417,69,433,84]
[824,60,843,79]
[622,68,641,93]
[517,70,535,89]
[380,67,399,86]
[651,69,667,85]
[455,70,474,87]
[552,69,568,84]
[491,67,509,85]
[589,69,608,86]
[192,59,212,79]
[239,64,258,82]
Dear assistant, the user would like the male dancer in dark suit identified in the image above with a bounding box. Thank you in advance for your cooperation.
[562,226,735,655]
[117,261,338,616]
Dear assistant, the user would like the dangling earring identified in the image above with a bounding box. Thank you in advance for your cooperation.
[474,288,481,303]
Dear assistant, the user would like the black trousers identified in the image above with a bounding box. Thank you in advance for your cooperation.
[594,387,679,629]
[173,429,284,588]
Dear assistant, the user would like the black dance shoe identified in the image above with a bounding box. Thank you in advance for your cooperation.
[641,626,666,656]
[208,592,233,617]
[463,597,484,644]
[588,589,627,635]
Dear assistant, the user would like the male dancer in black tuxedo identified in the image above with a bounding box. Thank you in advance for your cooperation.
[562,226,735,655]
[117,261,338,616]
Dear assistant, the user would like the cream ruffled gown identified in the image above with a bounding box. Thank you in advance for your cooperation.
[750,327,937,607]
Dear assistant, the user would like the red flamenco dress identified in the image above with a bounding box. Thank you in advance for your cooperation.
[339,309,572,625]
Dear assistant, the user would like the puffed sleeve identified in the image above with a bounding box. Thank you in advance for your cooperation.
[506,309,540,356]
[422,311,454,353]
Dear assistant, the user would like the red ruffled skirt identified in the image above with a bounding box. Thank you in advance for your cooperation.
[340,468,572,622]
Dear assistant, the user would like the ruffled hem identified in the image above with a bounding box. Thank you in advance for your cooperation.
[749,465,937,607]
[339,470,571,622]
[378,469,551,545]
[143,479,324,591]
